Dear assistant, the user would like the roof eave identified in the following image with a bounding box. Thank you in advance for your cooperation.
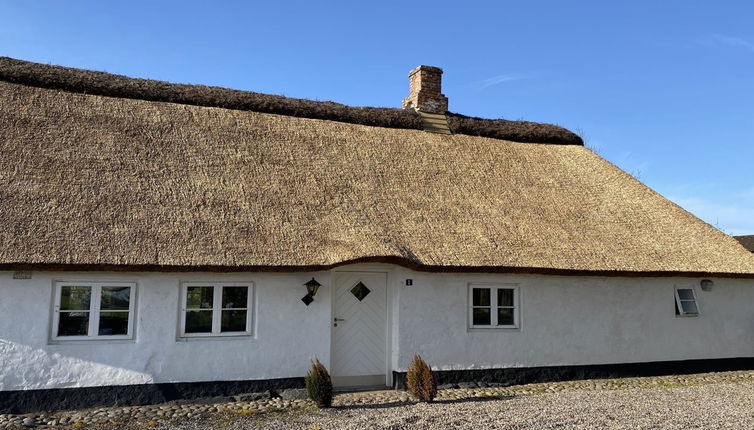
[3,258,754,279]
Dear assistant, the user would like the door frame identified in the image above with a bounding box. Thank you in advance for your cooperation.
[330,265,394,388]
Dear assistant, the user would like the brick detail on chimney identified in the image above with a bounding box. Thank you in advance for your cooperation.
[402,65,448,114]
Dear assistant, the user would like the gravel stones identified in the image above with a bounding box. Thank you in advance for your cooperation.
[278,388,308,400]
[232,392,270,402]
[2,370,754,429]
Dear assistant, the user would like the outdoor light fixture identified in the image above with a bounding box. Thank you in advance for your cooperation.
[700,279,714,291]
[301,277,322,306]
[305,278,321,296]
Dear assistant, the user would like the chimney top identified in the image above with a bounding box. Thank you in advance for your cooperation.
[402,65,448,114]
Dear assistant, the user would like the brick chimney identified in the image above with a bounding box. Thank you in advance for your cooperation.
[402,65,448,114]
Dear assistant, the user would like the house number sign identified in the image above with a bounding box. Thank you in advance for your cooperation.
[13,271,32,279]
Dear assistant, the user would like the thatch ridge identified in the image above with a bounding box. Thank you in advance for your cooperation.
[445,112,580,146]
[0,57,582,146]
[1,79,753,276]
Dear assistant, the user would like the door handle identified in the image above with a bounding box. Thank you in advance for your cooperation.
[334,318,346,322]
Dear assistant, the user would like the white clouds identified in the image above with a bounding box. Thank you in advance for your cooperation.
[475,73,531,90]
[709,34,754,54]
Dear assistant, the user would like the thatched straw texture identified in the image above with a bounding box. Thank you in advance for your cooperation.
[736,236,754,253]
[0,57,582,146]
[1,78,754,277]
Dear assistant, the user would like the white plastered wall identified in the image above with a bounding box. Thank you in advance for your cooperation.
[0,271,332,391]
[1,266,753,391]
[393,269,754,372]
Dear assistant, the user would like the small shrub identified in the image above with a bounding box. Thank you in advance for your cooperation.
[406,355,437,402]
[305,358,333,408]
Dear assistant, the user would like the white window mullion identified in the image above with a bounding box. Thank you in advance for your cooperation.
[246,286,253,333]
[180,285,187,336]
[212,286,222,334]
[89,285,101,337]
[52,284,62,338]
[491,287,498,326]
[468,288,474,327]
[127,286,135,337]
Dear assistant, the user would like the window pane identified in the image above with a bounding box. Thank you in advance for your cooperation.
[472,308,491,325]
[497,308,515,325]
[98,312,129,335]
[186,287,214,309]
[60,286,91,310]
[222,287,248,309]
[185,310,213,333]
[221,310,248,332]
[101,287,131,310]
[472,288,490,306]
[497,289,514,307]
[677,289,694,301]
[681,300,698,314]
[58,312,89,336]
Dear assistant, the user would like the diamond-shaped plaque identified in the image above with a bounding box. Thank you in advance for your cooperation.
[301,294,314,306]
[350,281,371,301]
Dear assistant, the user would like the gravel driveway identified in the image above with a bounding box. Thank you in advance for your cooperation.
[161,381,754,429]
[5,372,754,428]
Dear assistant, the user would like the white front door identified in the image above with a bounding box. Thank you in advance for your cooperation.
[331,271,387,387]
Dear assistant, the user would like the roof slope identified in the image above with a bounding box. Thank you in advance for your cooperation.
[736,236,754,253]
[1,61,754,276]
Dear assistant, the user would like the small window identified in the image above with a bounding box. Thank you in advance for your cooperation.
[180,283,253,337]
[52,282,136,341]
[469,284,519,328]
[675,287,699,317]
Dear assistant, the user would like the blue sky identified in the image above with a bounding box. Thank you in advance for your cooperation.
[2,1,752,235]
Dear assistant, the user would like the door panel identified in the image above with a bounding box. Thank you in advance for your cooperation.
[331,271,387,387]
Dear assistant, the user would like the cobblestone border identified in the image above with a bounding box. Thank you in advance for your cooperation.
[2,370,754,428]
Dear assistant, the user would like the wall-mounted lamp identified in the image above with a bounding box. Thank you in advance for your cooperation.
[302,278,322,306]
[700,279,714,291]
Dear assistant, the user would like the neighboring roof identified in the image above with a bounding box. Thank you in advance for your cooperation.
[1,58,754,277]
[735,236,754,253]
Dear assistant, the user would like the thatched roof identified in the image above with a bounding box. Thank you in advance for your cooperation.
[736,236,754,253]
[1,57,754,277]
[0,57,582,146]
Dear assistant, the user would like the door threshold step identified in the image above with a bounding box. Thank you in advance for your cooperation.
[334,385,391,393]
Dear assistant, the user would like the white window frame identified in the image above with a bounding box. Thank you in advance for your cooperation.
[51,281,136,341]
[468,283,520,329]
[674,286,699,317]
[179,282,254,338]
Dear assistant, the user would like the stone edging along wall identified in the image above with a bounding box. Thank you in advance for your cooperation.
[391,357,754,389]
[5,357,754,414]
[0,377,303,414]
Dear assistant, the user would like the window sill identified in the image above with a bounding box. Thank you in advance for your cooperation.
[49,338,135,345]
[176,333,255,342]
[467,326,520,331]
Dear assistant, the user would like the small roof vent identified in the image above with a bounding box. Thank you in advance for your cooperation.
[417,111,451,135]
